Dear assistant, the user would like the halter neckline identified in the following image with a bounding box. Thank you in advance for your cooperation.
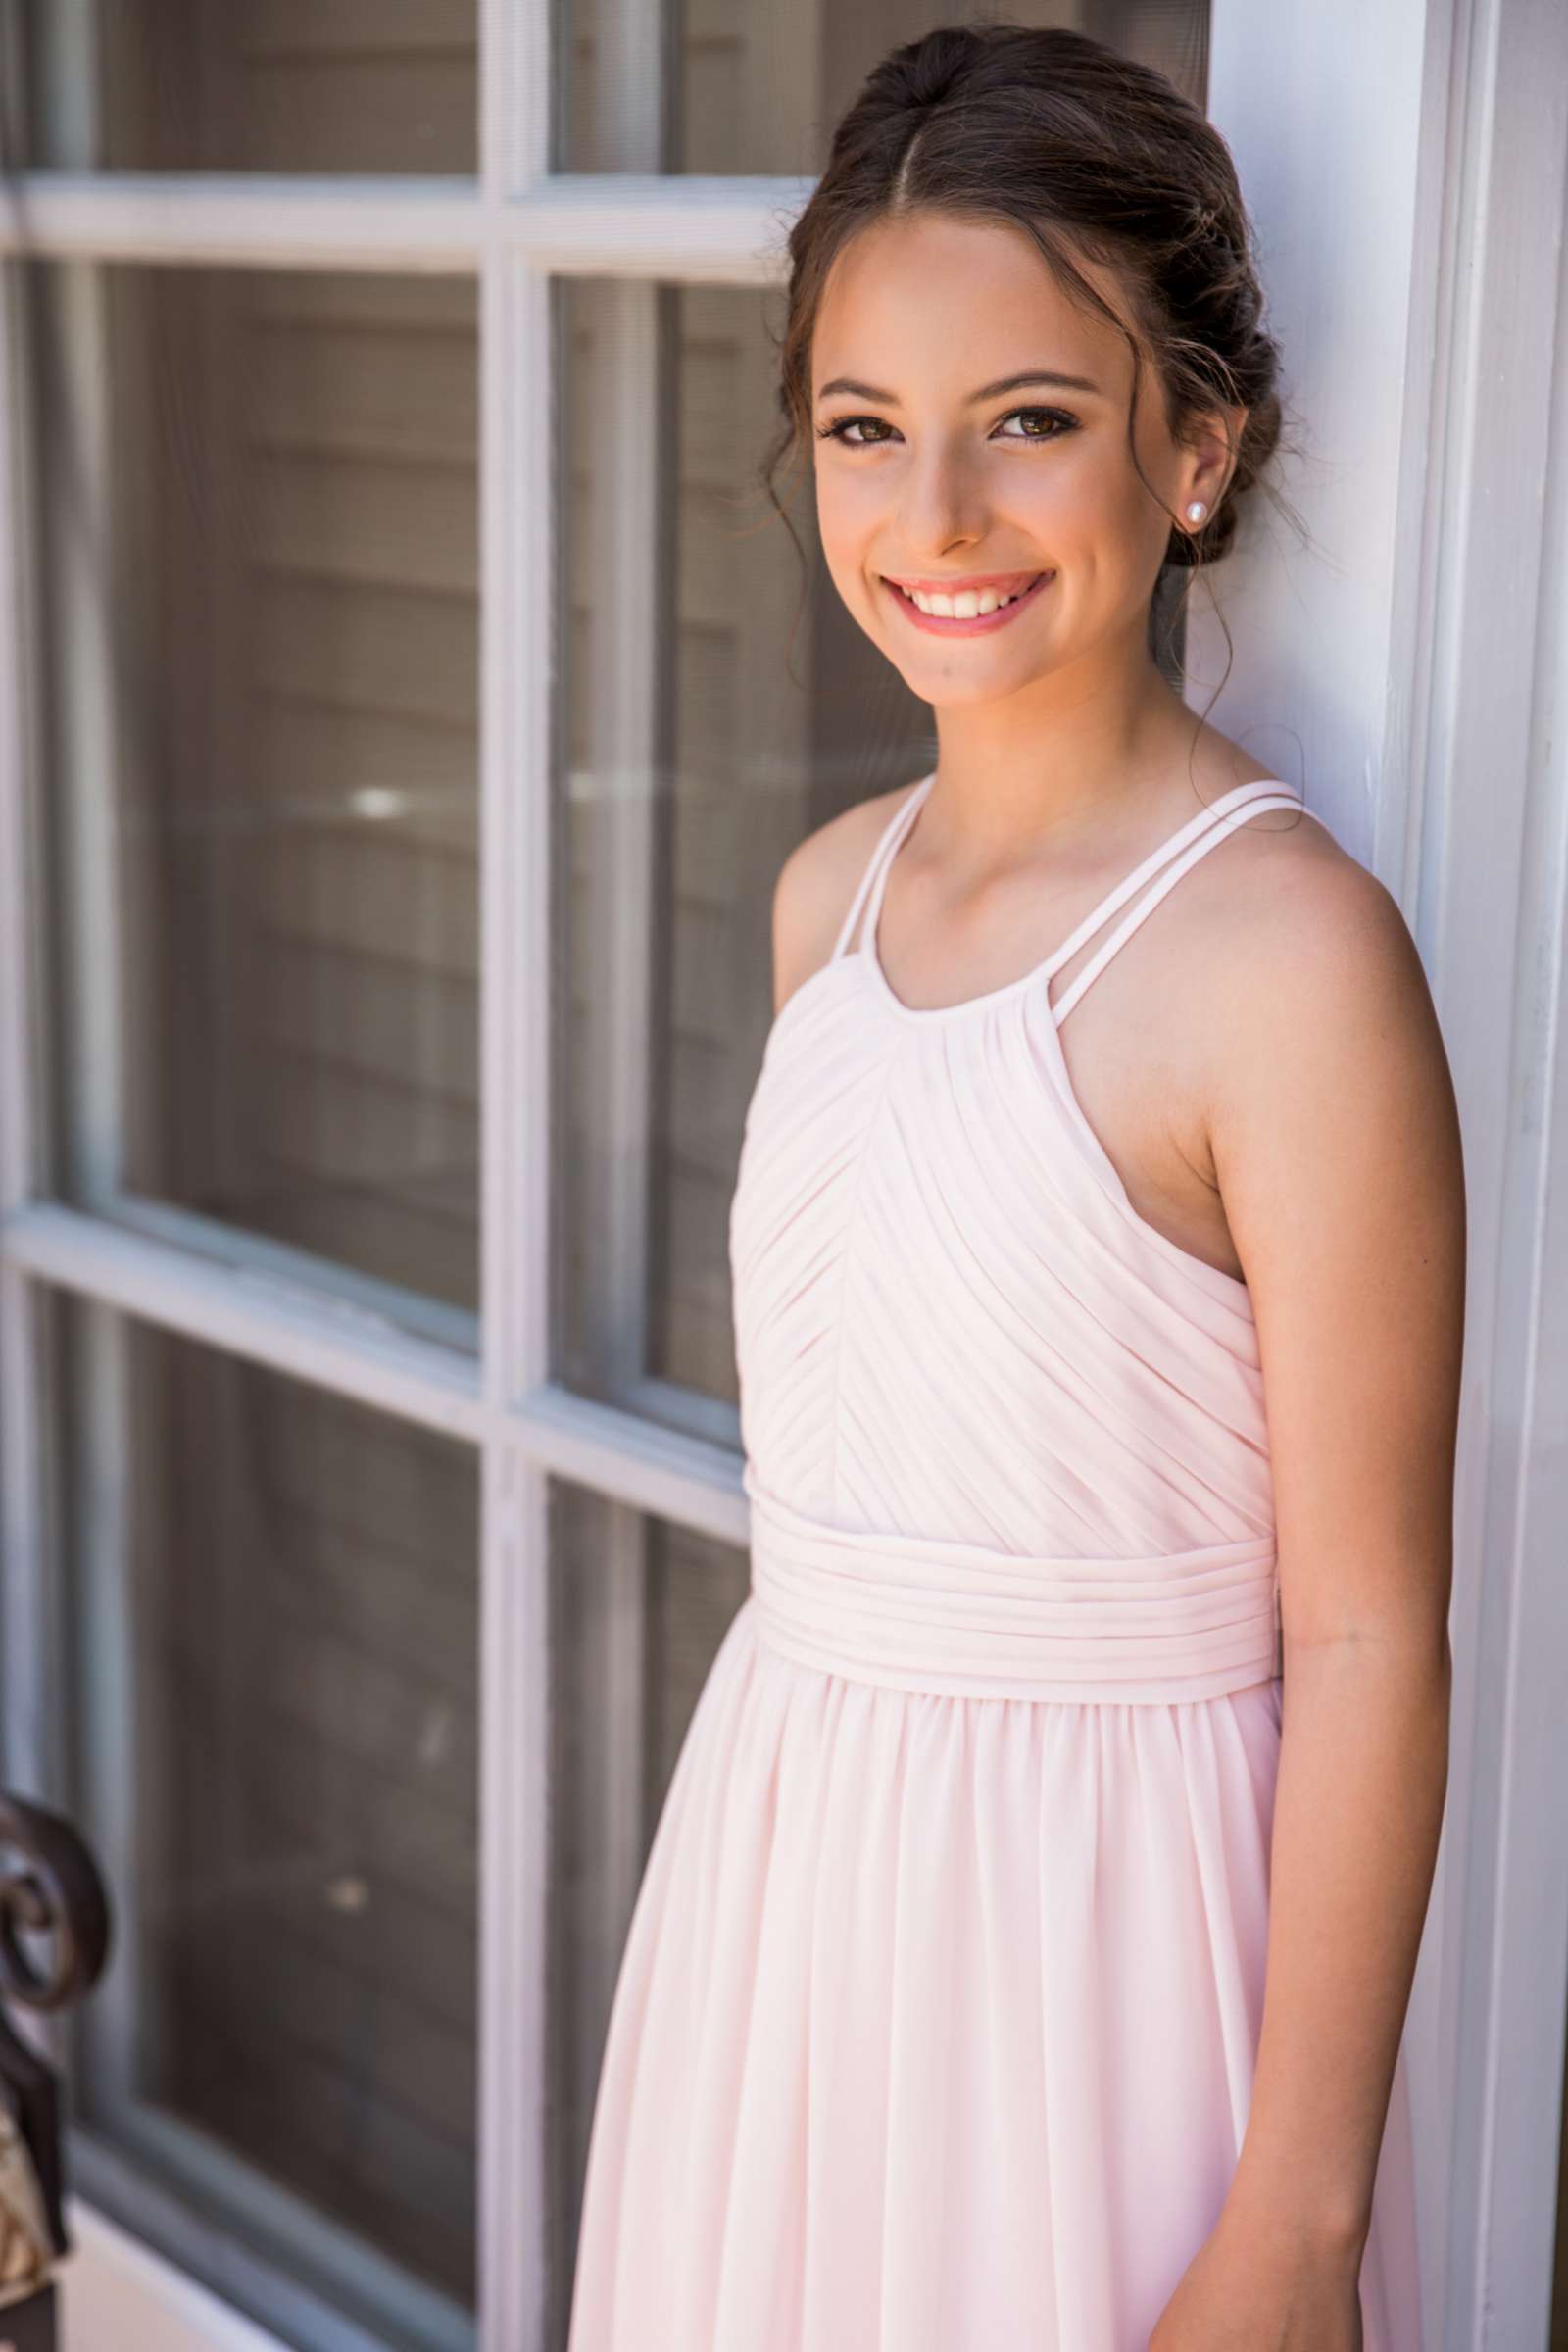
[860,771,1304,1026]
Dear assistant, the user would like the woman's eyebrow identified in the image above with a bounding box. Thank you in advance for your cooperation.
[814,368,1102,402]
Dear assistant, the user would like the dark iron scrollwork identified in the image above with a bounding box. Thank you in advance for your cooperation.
[0,1793,112,2351]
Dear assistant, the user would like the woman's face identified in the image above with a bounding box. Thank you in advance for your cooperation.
[809,210,1225,709]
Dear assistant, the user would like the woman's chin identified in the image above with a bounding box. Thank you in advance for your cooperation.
[884,649,1057,709]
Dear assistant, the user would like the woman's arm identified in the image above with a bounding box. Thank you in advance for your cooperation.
[1206,843,1464,2255]
[1152,836,1463,2346]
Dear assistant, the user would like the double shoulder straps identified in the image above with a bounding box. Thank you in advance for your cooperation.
[830,772,1306,1022]
[829,789,920,963]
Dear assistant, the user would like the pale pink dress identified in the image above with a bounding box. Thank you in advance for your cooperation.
[565,774,1425,2351]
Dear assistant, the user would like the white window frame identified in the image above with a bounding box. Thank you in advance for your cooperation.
[2,0,1566,2346]
[0,10,804,2344]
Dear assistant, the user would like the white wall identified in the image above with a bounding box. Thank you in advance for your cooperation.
[1201,2,1568,2343]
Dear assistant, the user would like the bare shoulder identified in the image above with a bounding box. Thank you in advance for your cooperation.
[1192,794,1466,1307]
[1193,798,1446,1082]
[770,778,921,1015]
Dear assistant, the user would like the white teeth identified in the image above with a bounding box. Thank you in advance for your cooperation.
[901,577,1039,616]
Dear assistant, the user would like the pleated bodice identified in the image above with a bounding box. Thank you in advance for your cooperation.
[727,774,1305,1703]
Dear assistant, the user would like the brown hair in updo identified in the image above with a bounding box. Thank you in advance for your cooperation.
[761,21,1303,695]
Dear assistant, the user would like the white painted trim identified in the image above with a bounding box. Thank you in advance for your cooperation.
[0,177,68,1811]
[1193,0,1435,845]
[1398,4,1568,2343]
[0,175,485,269]
[497,176,807,285]
[1,1200,488,1438]
[60,2200,290,2352]
[475,16,554,2329]
[478,1439,551,2350]
[41,260,124,1204]
[479,29,560,2351]
[1204,0,1568,2340]
[1,1202,750,1537]
[73,2113,472,2352]
[511,1381,748,1546]
[0,249,42,1232]
[0,13,778,2352]
[98,1194,480,1357]
[0,173,808,282]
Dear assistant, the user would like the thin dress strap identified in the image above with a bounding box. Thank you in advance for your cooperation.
[1049,781,1304,1028]
[830,774,936,961]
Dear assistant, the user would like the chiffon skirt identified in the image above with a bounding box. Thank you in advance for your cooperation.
[565,1595,1424,2350]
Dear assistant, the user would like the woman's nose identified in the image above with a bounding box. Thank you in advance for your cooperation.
[897,446,988,554]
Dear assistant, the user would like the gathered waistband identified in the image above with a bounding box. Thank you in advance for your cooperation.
[745,1476,1283,1705]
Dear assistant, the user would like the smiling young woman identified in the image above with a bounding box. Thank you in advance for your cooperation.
[565,24,1461,2352]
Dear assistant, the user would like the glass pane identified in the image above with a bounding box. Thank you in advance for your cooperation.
[544,1481,750,2348]
[19,0,478,173]
[558,0,1206,173]
[552,275,934,1428]
[24,261,480,1322]
[56,1299,479,2352]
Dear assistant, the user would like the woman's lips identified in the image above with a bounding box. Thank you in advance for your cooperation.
[882,569,1054,637]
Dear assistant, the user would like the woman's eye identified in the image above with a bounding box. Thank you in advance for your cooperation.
[815,416,895,446]
[994,407,1077,441]
[814,407,1077,448]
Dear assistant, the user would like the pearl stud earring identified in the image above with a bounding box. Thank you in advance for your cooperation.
[1184,500,1208,526]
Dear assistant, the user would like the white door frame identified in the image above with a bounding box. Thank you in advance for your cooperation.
[1200,2,1568,2343]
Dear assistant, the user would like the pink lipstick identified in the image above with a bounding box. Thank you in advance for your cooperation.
[881,568,1054,637]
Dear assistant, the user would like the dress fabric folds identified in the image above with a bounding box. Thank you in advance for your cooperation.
[565,773,1426,2351]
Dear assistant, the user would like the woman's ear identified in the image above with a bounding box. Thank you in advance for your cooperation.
[1176,402,1246,521]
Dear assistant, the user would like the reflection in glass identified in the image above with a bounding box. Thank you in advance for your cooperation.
[544,1481,750,2347]
[18,0,478,174]
[552,274,934,1426]
[552,258,1195,1429]
[559,0,1207,173]
[26,262,481,1318]
[59,1302,479,2350]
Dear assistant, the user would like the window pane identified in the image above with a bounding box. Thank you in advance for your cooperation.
[552,275,934,1430]
[24,261,480,1324]
[19,0,477,173]
[544,1481,750,2347]
[559,0,1206,172]
[55,1299,479,2352]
